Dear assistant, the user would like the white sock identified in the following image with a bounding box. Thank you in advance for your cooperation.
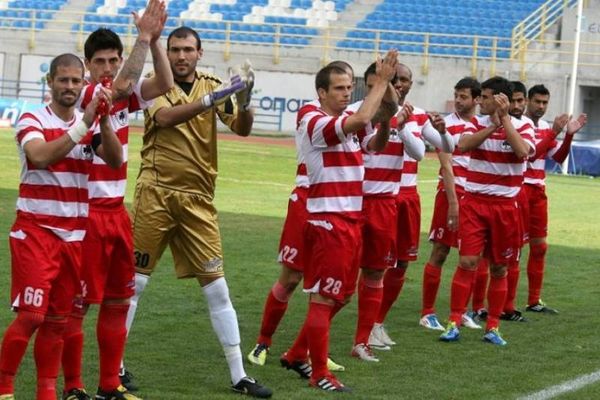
[121,273,150,370]
[202,277,246,384]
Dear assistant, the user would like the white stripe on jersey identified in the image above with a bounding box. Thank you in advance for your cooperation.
[16,198,89,218]
[88,180,127,199]
[306,196,363,214]
[22,170,89,189]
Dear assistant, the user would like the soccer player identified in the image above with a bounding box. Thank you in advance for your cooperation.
[247,60,353,371]
[60,2,173,399]
[280,51,398,392]
[0,53,119,400]
[522,84,586,314]
[370,63,454,344]
[419,77,484,331]
[352,62,421,361]
[121,26,271,398]
[439,76,535,346]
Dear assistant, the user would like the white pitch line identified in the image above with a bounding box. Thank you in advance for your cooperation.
[219,177,290,188]
[517,369,600,400]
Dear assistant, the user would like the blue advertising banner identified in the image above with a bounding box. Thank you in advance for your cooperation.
[0,98,44,128]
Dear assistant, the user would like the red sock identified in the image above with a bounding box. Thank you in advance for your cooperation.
[257,282,291,346]
[330,301,344,321]
[527,242,547,306]
[306,302,332,380]
[62,314,84,391]
[504,261,520,313]
[471,258,489,311]
[421,263,442,316]
[286,322,309,362]
[0,311,44,395]
[376,267,406,323]
[34,318,67,400]
[354,277,383,345]
[97,304,129,392]
[487,275,508,331]
[449,267,475,325]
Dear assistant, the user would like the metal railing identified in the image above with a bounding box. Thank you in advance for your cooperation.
[1,7,599,80]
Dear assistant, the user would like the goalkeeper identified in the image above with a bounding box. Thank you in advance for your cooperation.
[122,26,272,398]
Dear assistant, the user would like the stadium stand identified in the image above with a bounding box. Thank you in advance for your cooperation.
[0,0,65,30]
[339,0,547,58]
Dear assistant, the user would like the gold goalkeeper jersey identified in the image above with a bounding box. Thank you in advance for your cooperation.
[138,70,238,197]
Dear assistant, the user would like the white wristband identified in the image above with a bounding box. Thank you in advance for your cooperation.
[67,121,89,143]
[200,94,213,108]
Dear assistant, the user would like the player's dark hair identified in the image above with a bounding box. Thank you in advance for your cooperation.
[315,65,349,92]
[49,53,84,78]
[455,77,481,98]
[363,62,377,81]
[481,76,512,99]
[84,28,123,60]
[528,84,550,98]
[327,60,354,77]
[168,26,202,50]
[510,81,527,97]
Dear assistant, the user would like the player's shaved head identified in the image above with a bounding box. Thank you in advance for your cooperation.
[396,63,412,79]
[49,53,84,79]
[168,26,201,50]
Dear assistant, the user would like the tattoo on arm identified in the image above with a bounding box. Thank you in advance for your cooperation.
[114,38,150,99]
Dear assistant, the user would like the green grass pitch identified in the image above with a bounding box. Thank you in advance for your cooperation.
[0,128,599,399]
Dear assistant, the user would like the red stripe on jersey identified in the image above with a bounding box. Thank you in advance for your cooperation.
[89,163,127,181]
[322,149,362,167]
[322,117,341,146]
[403,160,418,173]
[19,183,88,203]
[410,113,429,126]
[296,103,319,128]
[16,126,44,143]
[17,211,88,231]
[296,163,307,176]
[81,84,97,109]
[27,157,91,175]
[19,112,42,126]
[524,168,545,180]
[90,197,124,208]
[128,91,142,113]
[309,181,363,198]
[471,149,525,164]
[379,141,404,155]
[467,170,524,186]
[364,167,402,182]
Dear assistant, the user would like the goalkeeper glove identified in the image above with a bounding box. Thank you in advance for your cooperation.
[200,75,246,108]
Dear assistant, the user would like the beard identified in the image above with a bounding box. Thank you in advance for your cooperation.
[53,91,78,107]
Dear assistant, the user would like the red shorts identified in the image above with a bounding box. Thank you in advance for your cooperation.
[361,196,397,270]
[303,213,362,302]
[9,217,82,316]
[277,187,308,272]
[428,188,462,248]
[81,206,135,303]
[516,188,530,246]
[524,184,548,239]
[396,188,421,261]
[458,193,521,265]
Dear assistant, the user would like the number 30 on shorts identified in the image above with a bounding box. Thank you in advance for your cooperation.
[322,277,342,295]
[23,286,44,307]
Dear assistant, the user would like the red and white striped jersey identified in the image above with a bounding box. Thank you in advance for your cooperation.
[436,113,476,192]
[294,100,321,188]
[363,113,415,196]
[300,105,368,219]
[77,79,152,208]
[465,115,535,198]
[524,119,558,187]
[401,106,453,191]
[15,106,95,242]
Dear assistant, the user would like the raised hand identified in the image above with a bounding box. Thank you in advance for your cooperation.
[200,75,246,109]
[428,111,446,134]
[133,0,167,43]
[566,113,587,135]
[552,113,569,134]
[397,102,414,127]
[376,49,399,82]
[232,59,255,111]
[494,93,510,118]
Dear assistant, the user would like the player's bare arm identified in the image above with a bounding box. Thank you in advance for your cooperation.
[438,151,459,232]
[566,113,587,135]
[24,95,99,169]
[372,83,399,124]
[496,93,531,159]
[552,113,569,135]
[344,50,397,133]
[231,107,253,137]
[112,0,166,100]
[140,4,173,100]
[368,99,409,152]
[423,112,454,153]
